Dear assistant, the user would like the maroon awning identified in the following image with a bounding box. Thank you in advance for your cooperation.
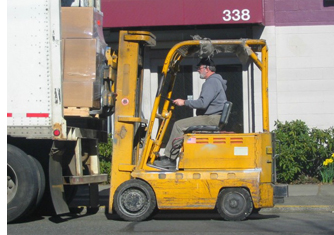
[101,0,264,28]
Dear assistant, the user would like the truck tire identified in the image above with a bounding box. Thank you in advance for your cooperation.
[216,188,253,221]
[24,155,46,216]
[113,179,157,221]
[7,144,39,223]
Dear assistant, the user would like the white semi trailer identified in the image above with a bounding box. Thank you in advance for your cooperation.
[7,0,112,222]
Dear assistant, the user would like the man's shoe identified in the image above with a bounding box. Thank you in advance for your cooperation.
[153,158,176,168]
[156,155,169,161]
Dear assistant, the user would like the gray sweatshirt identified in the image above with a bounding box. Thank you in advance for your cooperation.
[184,73,227,115]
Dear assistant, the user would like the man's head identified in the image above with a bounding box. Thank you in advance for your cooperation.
[197,57,216,79]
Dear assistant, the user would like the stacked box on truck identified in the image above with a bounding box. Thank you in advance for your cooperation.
[62,7,107,110]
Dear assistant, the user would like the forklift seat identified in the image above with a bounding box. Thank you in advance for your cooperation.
[184,101,233,134]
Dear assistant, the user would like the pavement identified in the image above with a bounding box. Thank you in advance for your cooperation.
[70,184,334,214]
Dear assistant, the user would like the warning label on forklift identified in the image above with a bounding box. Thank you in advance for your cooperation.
[234,147,248,156]
[187,137,196,143]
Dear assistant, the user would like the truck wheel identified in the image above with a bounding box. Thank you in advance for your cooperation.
[216,188,253,221]
[7,144,39,223]
[114,179,156,221]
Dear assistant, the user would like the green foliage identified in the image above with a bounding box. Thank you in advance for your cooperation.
[273,120,311,182]
[99,135,112,184]
[308,128,334,179]
[273,120,334,184]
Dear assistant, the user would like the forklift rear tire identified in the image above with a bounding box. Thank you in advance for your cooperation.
[113,179,157,221]
[216,187,253,221]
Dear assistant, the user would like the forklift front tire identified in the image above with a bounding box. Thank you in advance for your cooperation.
[113,179,157,221]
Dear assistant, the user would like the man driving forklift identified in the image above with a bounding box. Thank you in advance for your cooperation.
[154,57,228,168]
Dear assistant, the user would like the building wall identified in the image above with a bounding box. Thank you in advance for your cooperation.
[262,25,334,130]
[264,0,334,26]
[260,0,334,130]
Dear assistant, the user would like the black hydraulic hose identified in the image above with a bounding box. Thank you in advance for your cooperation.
[161,96,174,103]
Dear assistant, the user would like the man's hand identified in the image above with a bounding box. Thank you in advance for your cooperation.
[173,99,185,106]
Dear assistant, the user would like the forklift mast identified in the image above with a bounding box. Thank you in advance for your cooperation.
[108,31,156,210]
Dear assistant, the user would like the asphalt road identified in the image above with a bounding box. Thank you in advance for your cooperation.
[7,184,334,234]
[7,211,334,235]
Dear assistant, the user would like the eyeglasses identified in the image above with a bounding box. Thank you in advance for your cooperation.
[197,66,207,71]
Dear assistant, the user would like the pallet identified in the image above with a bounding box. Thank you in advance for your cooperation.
[64,107,90,117]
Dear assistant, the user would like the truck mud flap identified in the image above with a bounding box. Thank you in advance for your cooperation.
[49,143,70,215]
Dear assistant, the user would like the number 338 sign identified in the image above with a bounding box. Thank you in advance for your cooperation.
[222,9,251,22]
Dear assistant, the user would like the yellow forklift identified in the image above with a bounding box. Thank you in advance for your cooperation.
[108,31,287,221]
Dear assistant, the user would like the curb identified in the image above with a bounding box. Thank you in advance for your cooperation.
[287,184,334,197]
[261,205,334,213]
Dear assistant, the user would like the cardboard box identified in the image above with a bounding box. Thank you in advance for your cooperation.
[61,7,104,39]
[63,38,106,81]
[63,80,101,108]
